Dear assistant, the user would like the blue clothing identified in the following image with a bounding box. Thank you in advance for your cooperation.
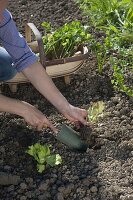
[0,9,38,81]
[0,47,17,81]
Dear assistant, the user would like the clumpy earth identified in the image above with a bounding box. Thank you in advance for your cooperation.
[0,0,133,200]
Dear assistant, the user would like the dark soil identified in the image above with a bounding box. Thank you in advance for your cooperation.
[0,1,133,200]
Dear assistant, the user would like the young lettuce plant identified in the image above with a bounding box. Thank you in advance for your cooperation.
[87,101,105,123]
[26,143,62,173]
[79,101,105,143]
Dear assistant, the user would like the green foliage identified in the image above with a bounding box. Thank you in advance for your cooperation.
[41,21,91,59]
[106,31,133,96]
[87,101,105,123]
[89,38,107,74]
[76,0,133,30]
[26,143,62,173]
[76,0,133,97]
[110,56,133,97]
[42,21,52,33]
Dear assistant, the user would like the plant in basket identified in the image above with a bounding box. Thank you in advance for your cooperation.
[41,21,91,60]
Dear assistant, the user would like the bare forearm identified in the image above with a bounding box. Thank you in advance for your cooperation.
[0,94,26,116]
[22,62,69,112]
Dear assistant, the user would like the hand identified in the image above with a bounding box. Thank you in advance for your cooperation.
[21,102,58,133]
[61,104,88,125]
[22,63,87,127]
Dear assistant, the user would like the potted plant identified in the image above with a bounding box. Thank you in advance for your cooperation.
[39,20,91,80]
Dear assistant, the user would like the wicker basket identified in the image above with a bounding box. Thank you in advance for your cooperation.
[4,23,89,92]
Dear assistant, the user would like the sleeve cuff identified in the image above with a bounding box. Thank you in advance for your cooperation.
[15,53,39,72]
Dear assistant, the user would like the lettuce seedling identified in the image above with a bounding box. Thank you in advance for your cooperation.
[26,143,62,173]
[87,101,105,123]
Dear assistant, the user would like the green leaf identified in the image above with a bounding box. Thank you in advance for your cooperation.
[108,25,119,33]
[46,154,62,167]
[26,145,34,156]
[41,22,51,32]
[87,101,105,122]
[37,163,45,173]
[55,154,62,165]
[26,143,62,173]
[26,143,51,164]
[41,20,91,59]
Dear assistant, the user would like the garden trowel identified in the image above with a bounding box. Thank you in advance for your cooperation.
[56,124,88,152]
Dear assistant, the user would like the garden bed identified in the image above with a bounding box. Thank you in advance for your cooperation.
[0,0,133,200]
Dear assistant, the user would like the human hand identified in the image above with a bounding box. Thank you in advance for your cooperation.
[21,101,58,133]
[61,104,88,126]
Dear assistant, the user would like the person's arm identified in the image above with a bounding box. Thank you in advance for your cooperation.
[0,0,8,22]
[0,94,58,132]
[22,61,87,125]
[0,9,87,127]
[0,94,27,116]
[23,61,69,113]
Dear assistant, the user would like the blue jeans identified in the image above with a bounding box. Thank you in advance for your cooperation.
[0,47,17,81]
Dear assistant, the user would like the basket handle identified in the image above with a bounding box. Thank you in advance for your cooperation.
[25,23,46,68]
